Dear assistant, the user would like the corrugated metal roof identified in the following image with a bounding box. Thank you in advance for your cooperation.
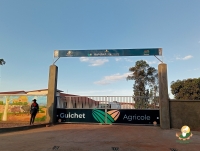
[0,91,26,94]
[26,89,63,92]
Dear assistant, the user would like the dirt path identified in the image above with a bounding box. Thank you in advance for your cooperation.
[0,124,199,151]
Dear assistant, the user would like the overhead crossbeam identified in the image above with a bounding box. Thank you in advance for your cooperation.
[53,48,162,58]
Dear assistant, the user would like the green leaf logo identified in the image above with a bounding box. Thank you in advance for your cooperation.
[92,109,120,124]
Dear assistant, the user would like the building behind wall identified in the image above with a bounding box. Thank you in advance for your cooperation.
[0,89,136,110]
[0,89,99,122]
[0,89,98,109]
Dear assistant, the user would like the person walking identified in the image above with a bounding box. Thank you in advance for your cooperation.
[30,99,39,125]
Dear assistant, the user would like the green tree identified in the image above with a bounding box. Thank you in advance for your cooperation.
[171,78,200,100]
[127,60,158,109]
[0,59,6,65]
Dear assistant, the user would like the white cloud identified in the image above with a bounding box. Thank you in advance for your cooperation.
[198,41,200,43]
[94,73,131,85]
[79,57,89,62]
[182,55,193,60]
[176,55,193,60]
[115,57,133,62]
[80,57,109,66]
[187,68,200,71]
[148,61,157,65]
[145,60,158,65]
[76,89,113,95]
[115,58,122,61]
[116,58,158,64]
[74,89,133,96]
[124,58,133,62]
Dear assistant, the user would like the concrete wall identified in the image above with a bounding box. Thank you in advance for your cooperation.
[169,99,200,130]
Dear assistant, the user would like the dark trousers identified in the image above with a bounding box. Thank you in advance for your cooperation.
[30,112,37,125]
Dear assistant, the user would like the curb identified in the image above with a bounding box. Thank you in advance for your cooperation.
[0,123,50,134]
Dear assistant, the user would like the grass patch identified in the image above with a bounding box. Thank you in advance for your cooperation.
[39,108,45,113]
[35,116,46,122]
[0,113,3,121]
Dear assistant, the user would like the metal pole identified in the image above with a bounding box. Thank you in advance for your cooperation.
[53,57,60,65]
[105,96,107,124]
[154,55,163,63]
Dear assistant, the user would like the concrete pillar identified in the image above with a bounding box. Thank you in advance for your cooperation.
[158,63,170,129]
[67,97,73,108]
[56,97,61,108]
[46,65,58,124]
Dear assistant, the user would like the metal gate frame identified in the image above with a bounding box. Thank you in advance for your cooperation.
[56,96,160,125]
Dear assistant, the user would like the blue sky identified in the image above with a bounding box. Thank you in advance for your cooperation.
[0,0,200,97]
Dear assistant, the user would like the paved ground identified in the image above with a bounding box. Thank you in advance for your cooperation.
[0,124,200,151]
[0,122,46,128]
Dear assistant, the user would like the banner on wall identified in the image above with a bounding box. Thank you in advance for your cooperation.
[0,95,47,122]
[56,108,160,124]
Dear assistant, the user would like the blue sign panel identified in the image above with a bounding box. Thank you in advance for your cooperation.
[54,48,162,58]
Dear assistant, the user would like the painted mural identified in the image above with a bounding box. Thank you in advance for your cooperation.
[0,95,47,122]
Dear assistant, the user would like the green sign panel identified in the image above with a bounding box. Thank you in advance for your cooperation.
[56,108,160,125]
[54,48,162,58]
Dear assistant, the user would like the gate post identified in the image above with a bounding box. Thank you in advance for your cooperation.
[158,63,170,129]
[46,65,58,124]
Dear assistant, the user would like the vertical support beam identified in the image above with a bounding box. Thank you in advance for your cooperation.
[158,63,170,129]
[105,96,107,124]
[46,65,58,124]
